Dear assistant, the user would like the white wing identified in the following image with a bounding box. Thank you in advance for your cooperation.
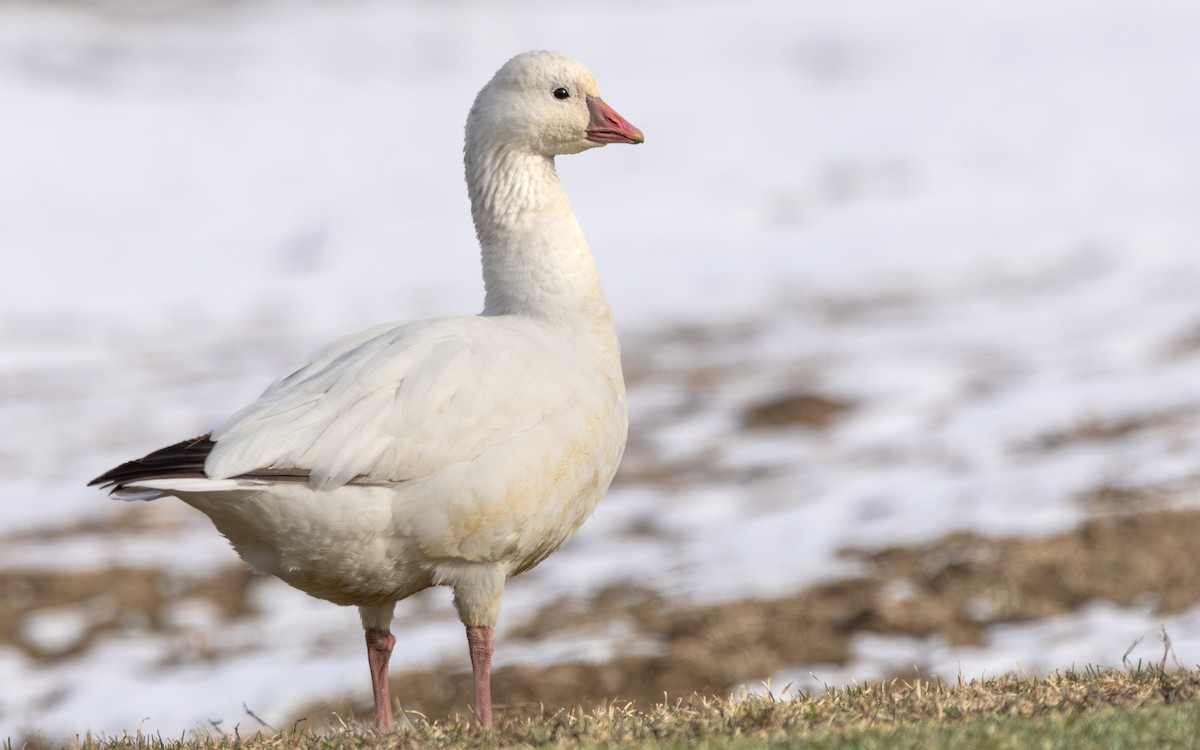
[205,316,607,490]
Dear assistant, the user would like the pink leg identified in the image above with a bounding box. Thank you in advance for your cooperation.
[465,625,495,728]
[365,627,397,732]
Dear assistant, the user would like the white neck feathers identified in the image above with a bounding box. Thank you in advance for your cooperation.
[465,140,615,336]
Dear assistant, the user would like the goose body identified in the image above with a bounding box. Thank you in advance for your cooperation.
[90,50,643,730]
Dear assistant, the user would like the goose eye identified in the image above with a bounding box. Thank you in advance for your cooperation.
[552,87,570,100]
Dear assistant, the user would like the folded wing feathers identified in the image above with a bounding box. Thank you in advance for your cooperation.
[93,317,593,494]
[206,323,459,487]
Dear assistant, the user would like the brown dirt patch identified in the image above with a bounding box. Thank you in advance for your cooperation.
[0,504,189,543]
[742,392,853,430]
[1075,480,1171,513]
[1164,322,1200,360]
[852,508,1200,642]
[0,564,258,662]
[1031,409,1193,451]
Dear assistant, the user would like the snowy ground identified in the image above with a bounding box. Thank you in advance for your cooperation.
[3,0,1200,740]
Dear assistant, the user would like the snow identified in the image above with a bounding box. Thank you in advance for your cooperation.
[18,608,92,657]
[3,0,1200,740]
[753,602,1200,697]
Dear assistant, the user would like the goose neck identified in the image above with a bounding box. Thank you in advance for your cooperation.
[466,147,615,336]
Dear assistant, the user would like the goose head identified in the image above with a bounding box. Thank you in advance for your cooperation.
[467,50,643,158]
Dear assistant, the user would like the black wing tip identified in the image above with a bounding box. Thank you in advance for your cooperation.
[88,434,216,491]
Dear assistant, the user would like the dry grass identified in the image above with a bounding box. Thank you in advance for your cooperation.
[16,667,1200,749]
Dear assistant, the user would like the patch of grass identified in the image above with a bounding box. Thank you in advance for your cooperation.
[767,701,1200,750]
[15,667,1200,749]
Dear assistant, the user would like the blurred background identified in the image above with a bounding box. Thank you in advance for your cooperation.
[4,0,1200,740]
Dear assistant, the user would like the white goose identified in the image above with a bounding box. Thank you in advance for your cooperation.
[90,50,642,731]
